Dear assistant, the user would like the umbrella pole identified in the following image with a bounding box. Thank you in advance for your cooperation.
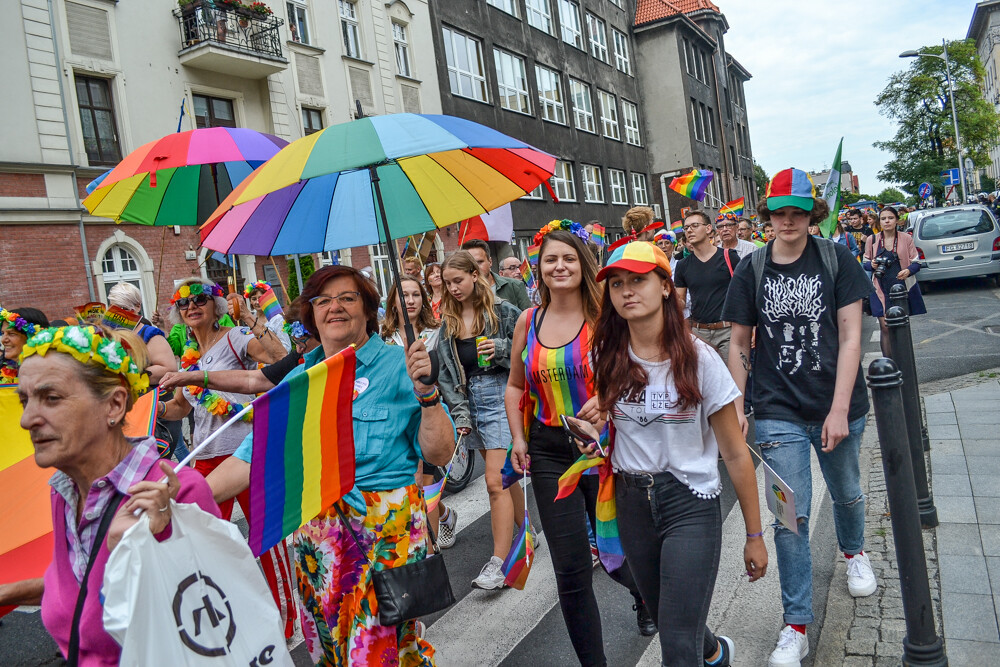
[154,226,167,310]
[269,256,290,304]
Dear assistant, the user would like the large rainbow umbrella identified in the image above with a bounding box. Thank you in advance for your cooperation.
[83,127,287,226]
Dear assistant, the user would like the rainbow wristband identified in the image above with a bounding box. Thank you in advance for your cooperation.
[414,386,440,405]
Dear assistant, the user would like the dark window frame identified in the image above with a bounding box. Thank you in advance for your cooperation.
[193,94,237,128]
[75,74,122,166]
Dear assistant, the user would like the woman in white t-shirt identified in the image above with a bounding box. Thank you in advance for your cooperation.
[581,241,768,666]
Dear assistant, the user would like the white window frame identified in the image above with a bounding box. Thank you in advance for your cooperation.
[551,160,576,202]
[286,0,310,45]
[535,64,565,124]
[493,49,531,115]
[569,78,594,133]
[487,0,519,18]
[393,22,411,77]
[612,28,630,74]
[557,0,583,50]
[525,0,552,34]
[622,99,641,146]
[586,13,608,63]
[631,172,649,205]
[443,26,488,102]
[339,0,361,59]
[608,168,628,205]
[608,0,623,7]
[598,90,619,140]
[522,183,544,199]
[582,164,604,203]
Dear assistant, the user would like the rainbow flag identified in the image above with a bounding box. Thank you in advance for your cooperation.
[248,347,356,557]
[668,169,713,202]
[101,305,141,331]
[502,507,534,590]
[670,220,684,233]
[422,475,446,514]
[591,224,606,248]
[520,259,536,291]
[555,454,603,499]
[719,197,745,217]
[556,453,625,571]
[527,244,540,266]
[259,286,283,320]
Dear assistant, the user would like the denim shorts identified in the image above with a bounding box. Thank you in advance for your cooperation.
[466,372,512,451]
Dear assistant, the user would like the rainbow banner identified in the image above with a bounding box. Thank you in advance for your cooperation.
[248,347,357,557]
[520,259,536,291]
[668,169,713,202]
[101,305,141,331]
[719,197,745,217]
[422,475,446,514]
[527,244,540,266]
[591,224,606,248]
[74,301,106,322]
[259,287,283,321]
[502,505,534,590]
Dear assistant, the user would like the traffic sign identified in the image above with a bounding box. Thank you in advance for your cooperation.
[918,182,932,199]
[940,168,960,186]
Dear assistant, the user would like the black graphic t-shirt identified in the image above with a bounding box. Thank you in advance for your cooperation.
[673,247,741,323]
[722,239,872,423]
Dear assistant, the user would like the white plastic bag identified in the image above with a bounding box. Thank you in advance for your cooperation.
[103,500,294,667]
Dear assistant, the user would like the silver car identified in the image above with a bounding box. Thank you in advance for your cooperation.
[910,205,1000,285]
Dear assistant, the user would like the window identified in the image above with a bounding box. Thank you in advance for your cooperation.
[393,23,411,77]
[612,29,630,74]
[695,47,705,82]
[569,78,594,132]
[494,49,530,114]
[682,37,692,75]
[487,0,518,17]
[586,13,608,63]
[340,0,361,58]
[286,1,310,44]
[703,104,715,145]
[193,94,236,128]
[302,107,323,135]
[100,244,151,314]
[608,0,622,7]
[582,164,604,203]
[690,99,702,141]
[525,0,552,34]
[75,75,121,165]
[622,100,641,145]
[443,27,488,102]
[522,184,544,199]
[598,90,619,140]
[551,160,576,202]
[631,173,648,205]
[558,0,583,49]
[367,244,393,298]
[608,169,628,204]
[535,65,565,124]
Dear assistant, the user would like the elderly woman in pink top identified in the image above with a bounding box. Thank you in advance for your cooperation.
[0,325,219,666]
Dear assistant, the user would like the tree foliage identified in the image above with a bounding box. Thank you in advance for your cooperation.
[841,190,877,205]
[752,160,769,199]
[876,187,908,204]
[286,254,316,300]
[874,39,1000,198]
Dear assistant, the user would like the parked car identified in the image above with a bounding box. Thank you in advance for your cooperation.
[910,205,1000,286]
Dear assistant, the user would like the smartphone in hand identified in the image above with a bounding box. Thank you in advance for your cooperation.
[560,414,606,457]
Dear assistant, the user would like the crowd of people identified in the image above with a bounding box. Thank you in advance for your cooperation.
[0,167,929,667]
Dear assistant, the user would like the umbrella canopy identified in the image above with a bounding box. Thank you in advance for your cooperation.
[200,113,556,255]
[83,127,287,226]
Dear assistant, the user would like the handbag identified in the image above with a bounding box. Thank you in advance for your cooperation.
[334,502,456,626]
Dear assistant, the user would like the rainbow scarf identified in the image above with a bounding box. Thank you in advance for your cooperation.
[520,259,536,291]
[591,224,606,248]
[719,197,745,217]
[502,503,535,590]
[668,169,713,201]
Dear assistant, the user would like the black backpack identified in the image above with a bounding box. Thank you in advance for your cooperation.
[750,236,839,295]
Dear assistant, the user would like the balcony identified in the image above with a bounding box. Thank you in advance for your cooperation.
[174,1,288,79]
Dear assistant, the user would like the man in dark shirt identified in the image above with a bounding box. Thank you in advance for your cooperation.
[722,168,875,667]
[673,211,741,360]
[846,208,872,249]
[461,239,531,310]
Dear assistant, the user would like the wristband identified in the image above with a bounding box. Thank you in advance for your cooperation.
[414,386,438,400]
[203,370,209,388]
[414,386,440,406]
[746,531,764,538]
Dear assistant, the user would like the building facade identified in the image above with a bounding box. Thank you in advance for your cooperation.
[968,1,1000,188]
[809,160,860,196]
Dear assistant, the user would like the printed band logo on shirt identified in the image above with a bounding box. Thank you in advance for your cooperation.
[760,273,826,375]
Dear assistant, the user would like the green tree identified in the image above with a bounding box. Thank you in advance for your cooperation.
[752,160,769,199]
[841,190,877,205]
[874,39,1000,199]
[982,174,997,192]
[876,187,908,204]
[286,254,316,300]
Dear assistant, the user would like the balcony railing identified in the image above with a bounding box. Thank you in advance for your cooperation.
[174,2,284,61]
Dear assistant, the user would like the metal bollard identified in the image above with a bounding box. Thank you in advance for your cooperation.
[867,358,948,667]
[889,283,930,452]
[885,305,938,528]
[889,282,909,316]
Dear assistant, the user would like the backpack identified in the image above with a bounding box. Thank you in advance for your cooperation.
[750,236,839,295]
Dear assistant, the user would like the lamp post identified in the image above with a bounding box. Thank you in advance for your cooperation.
[900,40,967,203]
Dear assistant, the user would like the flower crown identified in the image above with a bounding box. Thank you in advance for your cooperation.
[1,309,40,337]
[170,282,225,305]
[20,326,149,401]
[243,280,271,298]
[533,219,590,245]
[716,211,740,223]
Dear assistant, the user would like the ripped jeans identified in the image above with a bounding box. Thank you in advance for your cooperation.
[756,417,867,625]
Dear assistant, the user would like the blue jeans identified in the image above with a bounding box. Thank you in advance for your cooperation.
[756,416,867,625]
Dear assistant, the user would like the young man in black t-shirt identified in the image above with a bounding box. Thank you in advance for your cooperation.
[722,168,874,667]
[673,211,741,360]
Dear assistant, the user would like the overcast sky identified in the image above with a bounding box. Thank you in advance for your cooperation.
[722,0,976,195]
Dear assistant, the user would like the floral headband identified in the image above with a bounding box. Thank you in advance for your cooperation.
[20,326,149,401]
[716,212,740,224]
[533,219,590,245]
[289,321,309,339]
[1,309,39,337]
[243,281,271,298]
[170,282,225,305]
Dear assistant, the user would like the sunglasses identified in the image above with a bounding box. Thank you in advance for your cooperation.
[176,294,210,310]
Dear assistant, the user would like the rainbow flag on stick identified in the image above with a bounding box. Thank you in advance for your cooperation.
[101,305,141,331]
[520,259,536,291]
[248,347,356,557]
[670,220,684,234]
[259,287,283,320]
[591,224,606,248]
[668,169,714,202]
[527,244,540,266]
[422,473,446,514]
[501,481,535,590]
[719,197,745,218]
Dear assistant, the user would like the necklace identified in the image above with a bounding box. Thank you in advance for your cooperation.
[180,330,253,423]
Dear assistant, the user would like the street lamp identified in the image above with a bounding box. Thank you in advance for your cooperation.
[900,39,967,203]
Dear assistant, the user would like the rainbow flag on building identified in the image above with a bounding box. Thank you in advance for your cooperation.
[502,506,534,590]
[527,244,540,266]
[248,347,356,557]
[719,197,745,217]
[668,169,713,202]
[259,286,283,320]
[520,259,536,291]
[591,224,606,248]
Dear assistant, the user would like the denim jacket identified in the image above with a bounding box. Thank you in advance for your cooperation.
[437,299,521,430]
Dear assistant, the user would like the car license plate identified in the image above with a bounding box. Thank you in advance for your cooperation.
[941,241,975,253]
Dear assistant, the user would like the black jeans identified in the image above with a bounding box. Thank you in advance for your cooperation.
[616,471,722,667]
[528,421,641,667]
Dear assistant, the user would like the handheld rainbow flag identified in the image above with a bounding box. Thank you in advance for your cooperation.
[719,197,745,217]
[247,347,356,557]
[422,475,446,514]
[520,259,536,291]
[501,479,534,590]
[527,244,540,266]
[258,287,283,321]
[591,224,606,248]
[101,305,141,331]
[668,169,713,202]
[670,220,684,233]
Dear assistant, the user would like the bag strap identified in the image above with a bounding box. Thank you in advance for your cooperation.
[722,248,735,277]
[333,503,375,567]
[750,244,768,294]
[226,331,249,371]
[67,490,124,667]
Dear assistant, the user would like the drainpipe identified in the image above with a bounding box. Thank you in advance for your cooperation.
[48,0,96,301]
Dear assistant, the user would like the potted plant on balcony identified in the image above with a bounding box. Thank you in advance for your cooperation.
[247,1,273,16]
[178,0,202,46]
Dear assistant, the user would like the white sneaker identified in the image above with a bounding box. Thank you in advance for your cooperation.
[768,626,808,667]
[846,552,877,597]
[471,556,505,590]
[438,507,457,549]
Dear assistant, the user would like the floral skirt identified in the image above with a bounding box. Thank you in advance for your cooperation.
[293,484,436,666]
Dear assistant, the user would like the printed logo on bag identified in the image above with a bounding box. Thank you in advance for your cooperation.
[173,571,237,657]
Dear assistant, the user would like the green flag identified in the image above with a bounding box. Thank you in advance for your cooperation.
[820,138,843,238]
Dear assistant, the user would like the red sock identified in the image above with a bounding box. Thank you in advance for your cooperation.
[844,550,863,559]
[790,624,807,635]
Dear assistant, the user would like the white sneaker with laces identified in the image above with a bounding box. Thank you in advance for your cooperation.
[768,625,808,667]
[471,556,505,590]
[438,507,458,549]
[846,552,877,597]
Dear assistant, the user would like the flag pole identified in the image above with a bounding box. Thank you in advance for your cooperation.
[172,404,253,472]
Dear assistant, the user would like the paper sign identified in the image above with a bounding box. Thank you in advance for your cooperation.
[644,386,677,414]
[101,305,141,331]
[762,460,798,534]
[74,302,106,321]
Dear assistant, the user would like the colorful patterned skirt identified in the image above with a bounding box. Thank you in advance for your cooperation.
[293,484,436,666]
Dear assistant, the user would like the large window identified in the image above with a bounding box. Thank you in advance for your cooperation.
[494,49,530,114]
[631,173,649,205]
[535,65,565,124]
[703,104,715,145]
[586,13,608,63]
[193,94,236,128]
[100,245,147,313]
[622,100,641,145]
[393,22,411,77]
[569,78,594,133]
[286,0,310,44]
[551,160,576,202]
[608,169,628,205]
[525,0,552,34]
[302,107,323,135]
[582,164,604,203]
[340,0,361,58]
[443,27,488,102]
[487,0,519,17]
[558,0,583,50]
[613,29,630,74]
[598,90,619,140]
[75,75,122,165]
[690,98,705,142]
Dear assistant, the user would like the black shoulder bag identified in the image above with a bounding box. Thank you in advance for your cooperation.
[334,503,455,626]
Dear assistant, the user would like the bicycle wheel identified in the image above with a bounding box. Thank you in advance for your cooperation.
[442,438,475,493]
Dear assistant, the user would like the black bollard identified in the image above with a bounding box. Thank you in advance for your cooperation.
[889,282,909,316]
[868,358,947,667]
[889,283,931,452]
[885,305,938,528]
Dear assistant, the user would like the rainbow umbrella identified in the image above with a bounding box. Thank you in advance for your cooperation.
[83,127,287,226]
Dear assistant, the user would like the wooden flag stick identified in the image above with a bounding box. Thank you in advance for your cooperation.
[270,256,290,303]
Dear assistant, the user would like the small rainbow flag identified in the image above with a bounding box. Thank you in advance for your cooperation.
[422,475,446,514]
[555,454,603,500]
[520,259,536,291]
[101,305,141,331]
[259,287,283,321]
[670,220,684,233]
[247,347,356,557]
[719,197,745,217]
[591,224,606,248]
[668,169,714,202]
[527,244,540,266]
[502,506,534,590]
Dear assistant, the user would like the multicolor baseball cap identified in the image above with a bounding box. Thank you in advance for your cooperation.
[765,168,816,212]
[596,241,672,282]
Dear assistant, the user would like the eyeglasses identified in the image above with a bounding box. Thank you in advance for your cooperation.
[309,292,361,309]
[683,222,707,231]
[502,264,520,271]
[176,294,210,310]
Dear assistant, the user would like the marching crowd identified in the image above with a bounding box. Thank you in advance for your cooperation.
[0,167,928,667]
